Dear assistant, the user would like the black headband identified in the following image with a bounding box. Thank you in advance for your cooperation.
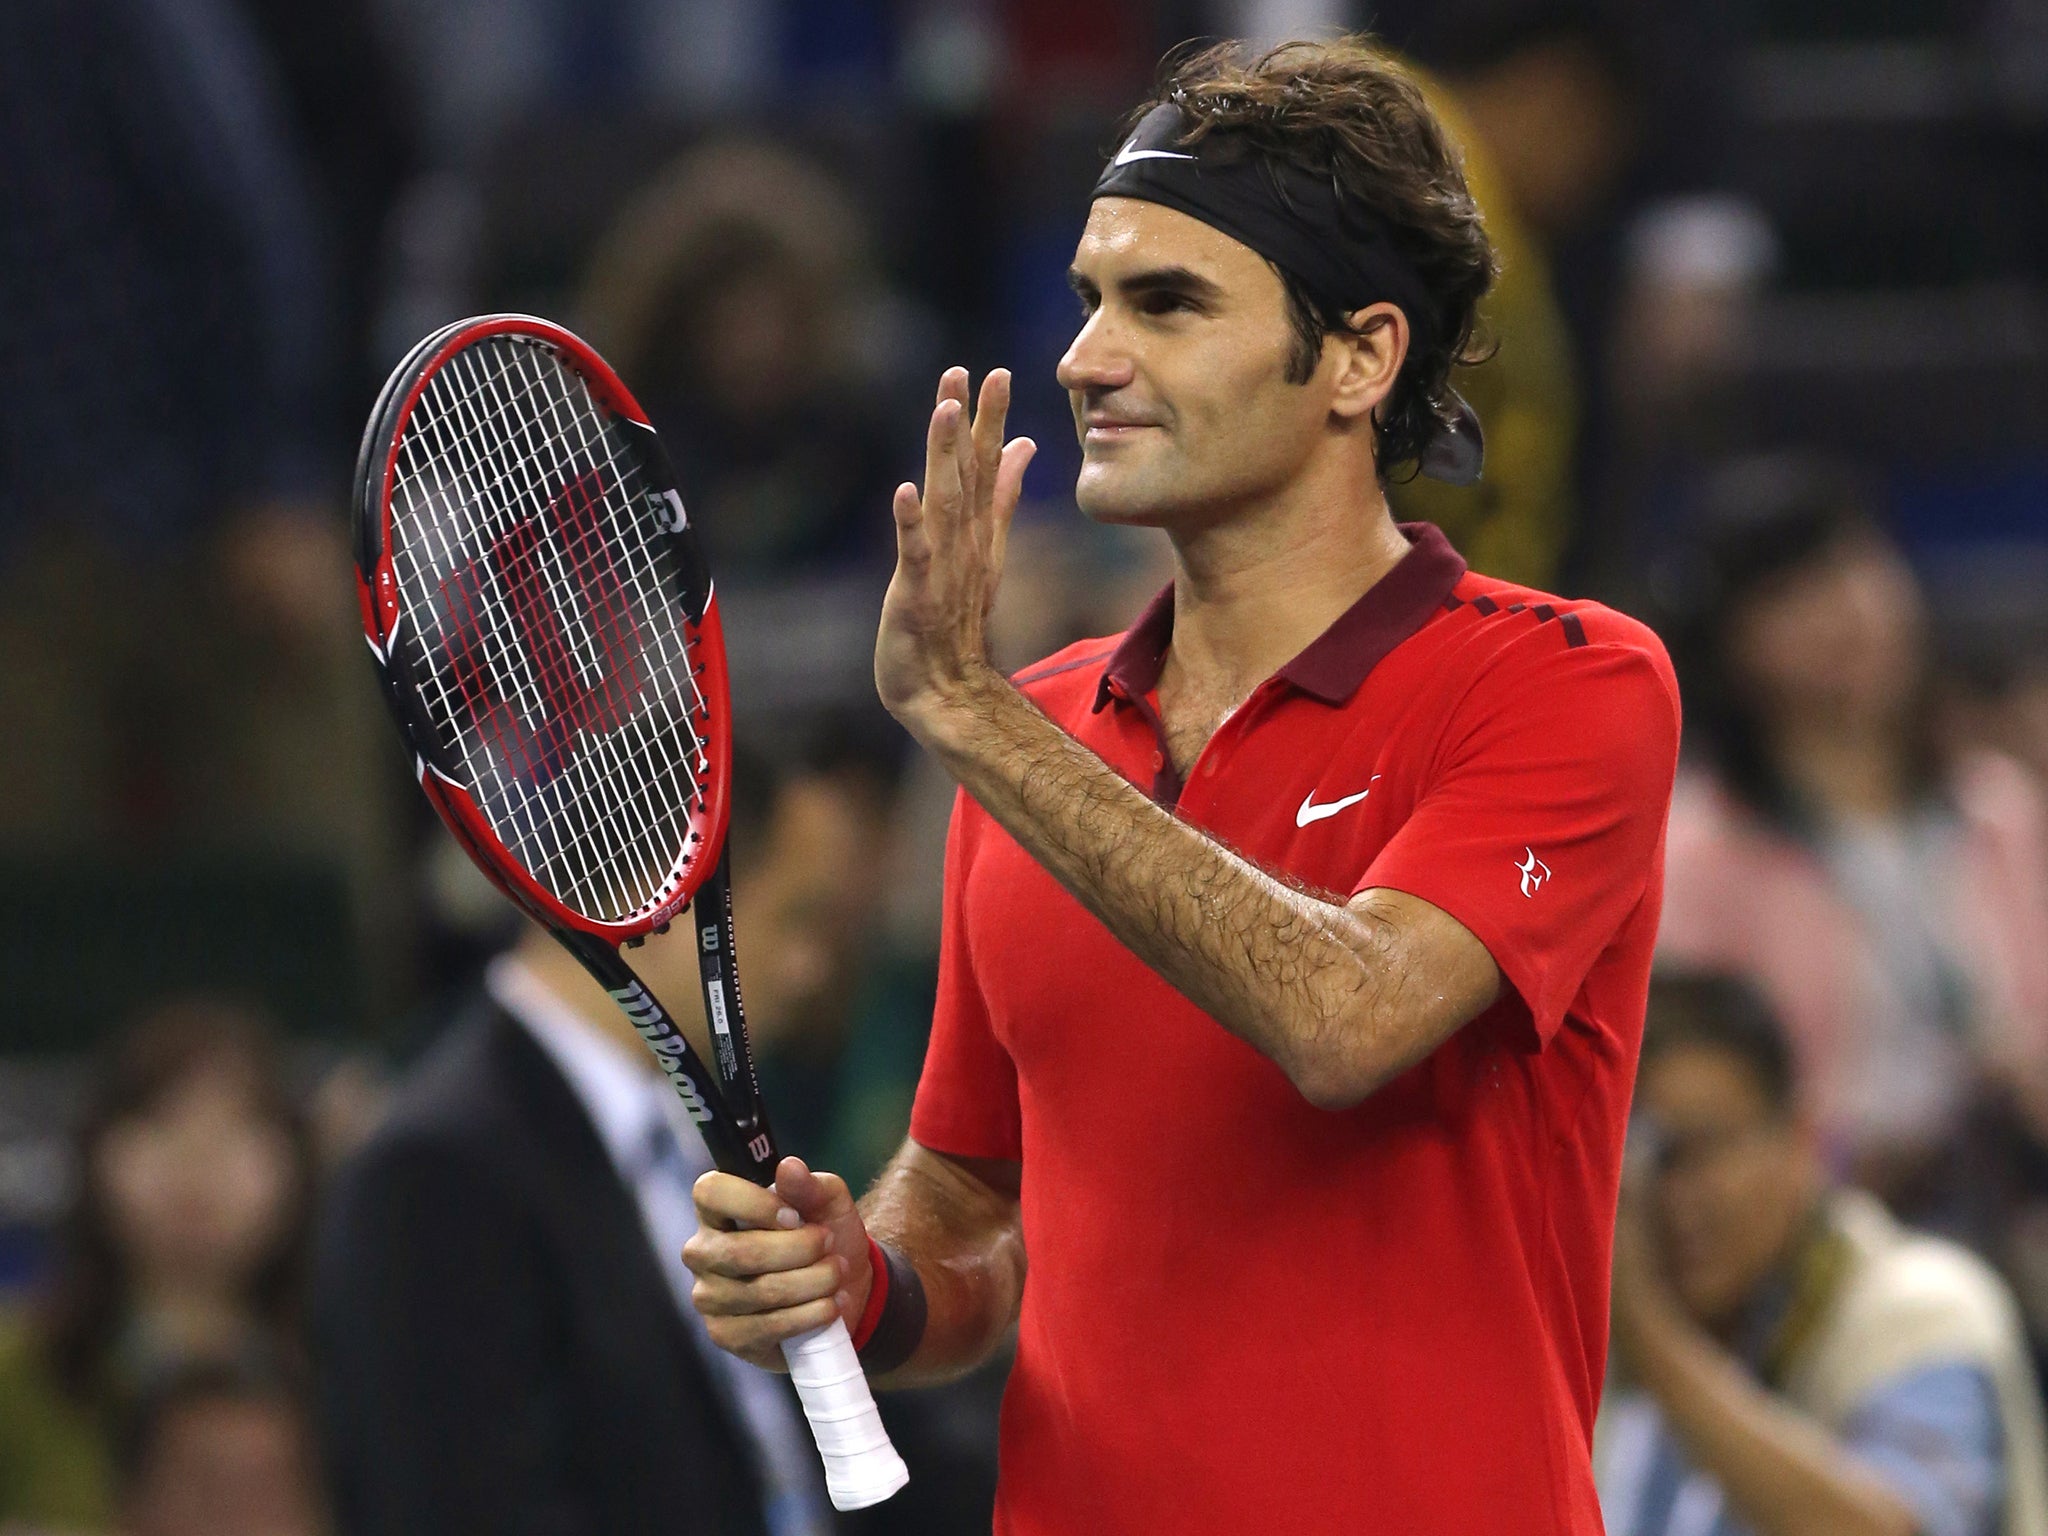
[1091,102,1483,485]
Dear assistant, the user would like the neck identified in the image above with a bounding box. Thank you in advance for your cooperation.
[1161,467,1408,697]
[132,1286,248,1353]
[1767,710,1913,821]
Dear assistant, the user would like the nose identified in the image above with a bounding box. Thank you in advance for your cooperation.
[1056,308,1135,396]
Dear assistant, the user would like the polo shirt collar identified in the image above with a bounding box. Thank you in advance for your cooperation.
[1092,521,1466,711]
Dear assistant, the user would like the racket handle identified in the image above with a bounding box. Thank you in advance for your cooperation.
[779,1316,908,1510]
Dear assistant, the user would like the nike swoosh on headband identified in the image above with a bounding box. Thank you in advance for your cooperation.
[1112,143,1197,167]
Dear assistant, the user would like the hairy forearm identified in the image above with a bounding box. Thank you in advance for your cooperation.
[858,1145,1025,1388]
[915,669,1440,1108]
[1628,1309,1917,1536]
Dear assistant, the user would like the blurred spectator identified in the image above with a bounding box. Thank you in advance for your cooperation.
[1656,455,2048,1245]
[574,139,912,581]
[117,1357,326,1536]
[312,744,906,1536]
[1943,592,2048,794]
[734,732,905,1184]
[1597,971,2048,1536]
[235,0,419,445]
[370,0,892,168]
[0,1001,317,1532]
[1388,70,1581,590]
[0,0,335,557]
[369,0,906,372]
[1377,0,1667,591]
[1400,4,1637,247]
[0,0,409,1015]
[1603,193,1779,573]
[1953,648,2048,792]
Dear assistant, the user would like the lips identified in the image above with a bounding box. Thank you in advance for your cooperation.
[1081,416,1160,445]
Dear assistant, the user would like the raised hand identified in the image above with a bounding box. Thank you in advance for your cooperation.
[874,367,1037,738]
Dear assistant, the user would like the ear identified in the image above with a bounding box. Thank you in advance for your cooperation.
[1327,301,1409,423]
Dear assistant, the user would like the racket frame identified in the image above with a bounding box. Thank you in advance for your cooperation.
[351,314,773,1175]
[355,314,910,1512]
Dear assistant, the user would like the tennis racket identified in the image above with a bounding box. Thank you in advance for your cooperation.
[351,313,908,1511]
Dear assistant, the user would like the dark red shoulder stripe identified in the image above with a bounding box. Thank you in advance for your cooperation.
[1447,591,1589,650]
[1013,647,1116,687]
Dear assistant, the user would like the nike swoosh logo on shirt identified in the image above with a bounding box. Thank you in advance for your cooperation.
[1112,143,1198,167]
[1296,777,1381,828]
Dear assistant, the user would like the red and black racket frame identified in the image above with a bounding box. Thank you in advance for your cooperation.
[352,315,781,1182]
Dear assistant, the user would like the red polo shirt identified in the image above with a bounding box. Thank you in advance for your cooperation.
[909,523,1681,1535]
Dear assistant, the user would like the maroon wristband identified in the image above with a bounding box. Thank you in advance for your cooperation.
[853,1238,928,1374]
[851,1237,892,1350]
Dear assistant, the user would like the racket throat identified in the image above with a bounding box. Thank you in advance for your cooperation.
[690,858,779,1168]
[558,929,777,1181]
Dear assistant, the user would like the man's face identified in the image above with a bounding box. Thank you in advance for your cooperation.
[1638,1043,1821,1328]
[1057,197,1345,530]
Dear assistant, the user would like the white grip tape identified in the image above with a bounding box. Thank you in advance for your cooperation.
[780,1316,908,1510]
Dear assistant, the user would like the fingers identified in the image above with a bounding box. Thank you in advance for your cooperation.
[691,1169,800,1234]
[897,365,1033,646]
[773,1155,854,1225]
[938,365,974,506]
[924,366,1018,544]
[692,1250,848,1316]
[922,394,966,541]
[891,481,929,569]
[684,1158,864,1370]
[970,370,1011,538]
[684,1220,831,1280]
[696,1295,846,1369]
[988,435,1037,581]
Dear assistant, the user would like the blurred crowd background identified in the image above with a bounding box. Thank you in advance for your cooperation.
[1,0,2045,1531]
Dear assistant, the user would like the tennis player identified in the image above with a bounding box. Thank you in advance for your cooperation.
[685,36,1681,1534]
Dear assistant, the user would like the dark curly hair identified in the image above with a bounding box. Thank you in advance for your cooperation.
[1124,37,1498,478]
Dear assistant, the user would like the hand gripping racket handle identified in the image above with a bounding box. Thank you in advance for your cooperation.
[781,1316,909,1510]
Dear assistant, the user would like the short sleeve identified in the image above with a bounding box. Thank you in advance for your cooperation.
[908,791,1023,1161]
[1361,638,1680,1047]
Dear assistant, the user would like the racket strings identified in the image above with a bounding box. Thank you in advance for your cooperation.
[418,343,702,920]
[451,341,709,916]
[407,347,680,918]
[386,335,713,924]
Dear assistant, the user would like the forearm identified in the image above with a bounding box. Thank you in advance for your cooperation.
[858,1144,1025,1388]
[916,669,1438,1107]
[1628,1311,1917,1536]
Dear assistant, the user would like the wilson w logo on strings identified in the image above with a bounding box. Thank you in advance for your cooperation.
[438,468,645,786]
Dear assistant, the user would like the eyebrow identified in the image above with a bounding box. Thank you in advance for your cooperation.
[1066,264,1226,303]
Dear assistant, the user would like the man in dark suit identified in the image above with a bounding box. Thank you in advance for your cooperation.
[313,746,893,1536]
